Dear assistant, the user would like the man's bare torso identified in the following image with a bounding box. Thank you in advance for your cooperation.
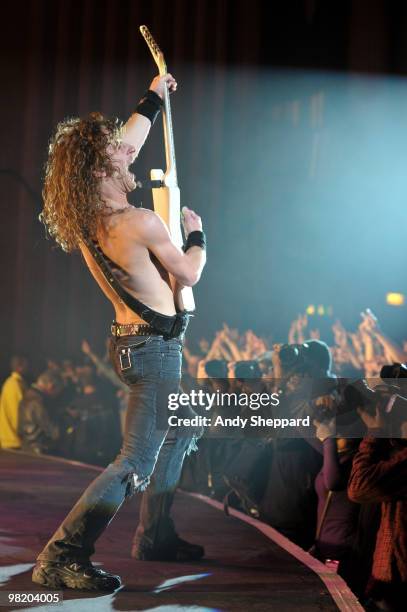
[80,207,177,324]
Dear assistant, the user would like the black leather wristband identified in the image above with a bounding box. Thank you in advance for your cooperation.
[182,231,207,252]
[135,90,163,124]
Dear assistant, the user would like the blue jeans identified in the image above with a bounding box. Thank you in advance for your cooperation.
[38,335,200,563]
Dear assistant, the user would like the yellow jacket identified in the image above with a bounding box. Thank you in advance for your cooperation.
[0,372,25,448]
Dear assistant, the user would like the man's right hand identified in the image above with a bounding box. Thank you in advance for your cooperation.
[130,208,205,287]
[182,206,203,236]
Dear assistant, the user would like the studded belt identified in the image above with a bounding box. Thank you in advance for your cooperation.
[110,322,162,338]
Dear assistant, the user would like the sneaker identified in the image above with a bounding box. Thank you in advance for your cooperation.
[132,536,205,562]
[32,561,121,591]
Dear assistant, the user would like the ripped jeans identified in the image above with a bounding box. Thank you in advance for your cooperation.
[37,335,200,564]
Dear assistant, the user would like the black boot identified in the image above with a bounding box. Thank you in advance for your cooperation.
[132,536,204,562]
[32,561,121,591]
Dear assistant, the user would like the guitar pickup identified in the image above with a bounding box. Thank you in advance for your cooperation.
[136,179,163,189]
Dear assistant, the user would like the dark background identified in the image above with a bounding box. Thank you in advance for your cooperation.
[1,0,407,375]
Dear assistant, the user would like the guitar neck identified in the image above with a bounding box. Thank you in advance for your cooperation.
[140,25,195,313]
[162,84,178,185]
[139,25,178,184]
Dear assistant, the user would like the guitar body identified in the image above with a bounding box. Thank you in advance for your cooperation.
[140,25,195,313]
[151,168,195,312]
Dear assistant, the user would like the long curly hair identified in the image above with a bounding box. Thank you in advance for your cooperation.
[40,112,123,252]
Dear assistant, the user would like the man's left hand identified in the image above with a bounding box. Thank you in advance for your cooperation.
[149,74,177,98]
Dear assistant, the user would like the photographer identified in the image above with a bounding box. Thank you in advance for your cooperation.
[18,370,62,455]
[348,391,407,611]
[66,365,122,466]
[181,358,233,496]
[309,394,363,576]
[260,340,336,548]
[222,359,271,517]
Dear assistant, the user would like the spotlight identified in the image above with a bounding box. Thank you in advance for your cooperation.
[386,292,404,306]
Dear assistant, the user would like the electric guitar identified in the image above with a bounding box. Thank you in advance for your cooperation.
[139,25,195,312]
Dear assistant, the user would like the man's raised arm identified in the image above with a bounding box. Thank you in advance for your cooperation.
[122,74,177,156]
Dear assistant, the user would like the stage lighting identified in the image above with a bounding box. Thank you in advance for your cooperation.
[386,292,404,306]
[306,304,333,316]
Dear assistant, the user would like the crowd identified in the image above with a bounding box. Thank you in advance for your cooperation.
[0,341,124,466]
[1,307,406,610]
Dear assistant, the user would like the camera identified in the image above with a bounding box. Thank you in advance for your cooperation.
[234,360,262,380]
[278,341,332,377]
[204,359,228,378]
[343,365,407,432]
[380,362,407,382]
[279,344,307,370]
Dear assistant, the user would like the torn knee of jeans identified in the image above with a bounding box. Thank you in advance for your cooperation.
[186,435,200,456]
[122,472,150,498]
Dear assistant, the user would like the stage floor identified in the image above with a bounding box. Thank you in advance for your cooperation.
[0,450,361,611]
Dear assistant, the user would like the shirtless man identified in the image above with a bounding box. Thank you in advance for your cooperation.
[33,74,206,591]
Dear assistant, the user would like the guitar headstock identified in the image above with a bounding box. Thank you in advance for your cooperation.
[140,25,167,75]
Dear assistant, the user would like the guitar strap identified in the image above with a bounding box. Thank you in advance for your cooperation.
[82,235,190,339]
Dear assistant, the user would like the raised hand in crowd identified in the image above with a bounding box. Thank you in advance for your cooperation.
[332,319,349,348]
[358,311,380,375]
[222,322,240,342]
[331,319,363,373]
[356,404,386,432]
[217,330,241,361]
[242,330,268,359]
[195,330,230,378]
[359,308,380,333]
[227,361,237,379]
[288,313,308,344]
[361,308,407,365]
[270,343,283,380]
[181,341,201,377]
[198,338,210,354]
[204,330,226,361]
[81,339,91,356]
[308,328,321,340]
[349,332,363,362]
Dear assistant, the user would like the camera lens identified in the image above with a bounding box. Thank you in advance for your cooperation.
[279,344,301,367]
[380,363,407,379]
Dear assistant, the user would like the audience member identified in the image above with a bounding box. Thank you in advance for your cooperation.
[68,366,121,465]
[2,307,405,605]
[348,405,407,611]
[0,355,28,449]
[310,400,363,576]
[18,370,62,455]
